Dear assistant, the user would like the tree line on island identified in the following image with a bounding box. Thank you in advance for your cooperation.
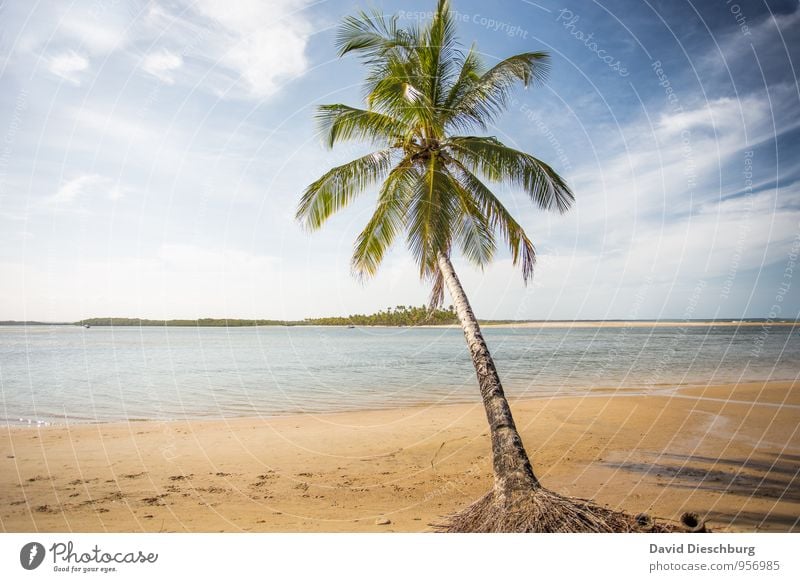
[76,305,463,327]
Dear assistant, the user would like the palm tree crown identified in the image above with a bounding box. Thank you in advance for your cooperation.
[297,0,573,301]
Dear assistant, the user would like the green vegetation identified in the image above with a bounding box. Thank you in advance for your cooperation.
[307,304,456,326]
[75,306,457,327]
[77,318,290,327]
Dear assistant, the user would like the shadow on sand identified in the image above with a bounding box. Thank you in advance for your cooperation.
[604,452,800,531]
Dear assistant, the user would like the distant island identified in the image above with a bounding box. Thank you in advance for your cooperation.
[1,309,796,328]
[76,305,459,327]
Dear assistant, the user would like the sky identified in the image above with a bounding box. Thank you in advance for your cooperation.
[0,0,798,321]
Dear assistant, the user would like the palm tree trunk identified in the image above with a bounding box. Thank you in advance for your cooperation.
[437,253,540,497]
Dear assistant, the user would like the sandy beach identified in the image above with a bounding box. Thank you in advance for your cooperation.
[1,380,797,533]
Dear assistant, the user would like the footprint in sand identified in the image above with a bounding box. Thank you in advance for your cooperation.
[122,472,147,479]
[68,478,97,485]
[168,474,193,481]
[197,486,229,494]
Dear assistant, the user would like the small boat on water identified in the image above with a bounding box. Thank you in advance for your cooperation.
[347,324,355,329]
[83,324,90,329]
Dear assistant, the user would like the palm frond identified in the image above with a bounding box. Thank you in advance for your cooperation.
[316,104,410,148]
[447,135,574,213]
[448,159,537,282]
[441,45,483,117]
[422,0,459,109]
[352,159,418,278]
[445,167,496,268]
[446,52,550,131]
[428,266,446,309]
[366,59,437,131]
[336,8,416,62]
[406,155,456,278]
[296,150,394,230]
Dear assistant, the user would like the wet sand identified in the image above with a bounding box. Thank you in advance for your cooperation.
[1,381,798,532]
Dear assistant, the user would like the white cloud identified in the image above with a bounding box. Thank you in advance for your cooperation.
[72,106,159,142]
[493,84,800,319]
[563,89,792,235]
[48,51,89,84]
[59,11,129,54]
[191,0,311,97]
[10,1,131,60]
[157,243,276,274]
[12,0,311,99]
[655,97,748,136]
[453,184,800,320]
[48,174,122,205]
[141,50,183,84]
[707,8,800,66]
[0,244,284,321]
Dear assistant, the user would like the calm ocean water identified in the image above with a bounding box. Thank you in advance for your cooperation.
[0,325,797,425]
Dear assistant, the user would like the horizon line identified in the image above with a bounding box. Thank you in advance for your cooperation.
[2,317,798,326]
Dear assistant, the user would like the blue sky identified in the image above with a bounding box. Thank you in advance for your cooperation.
[0,0,798,321]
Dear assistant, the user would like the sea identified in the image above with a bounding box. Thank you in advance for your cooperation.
[1,324,797,426]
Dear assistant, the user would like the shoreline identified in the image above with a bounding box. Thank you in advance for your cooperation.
[2,380,797,533]
[6,377,798,429]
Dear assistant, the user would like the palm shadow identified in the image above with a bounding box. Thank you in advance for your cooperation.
[604,451,800,531]
[702,510,800,531]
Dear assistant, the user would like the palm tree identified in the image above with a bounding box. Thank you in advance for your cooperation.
[298,0,659,532]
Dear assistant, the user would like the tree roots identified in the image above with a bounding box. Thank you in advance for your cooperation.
[437,487,679,533]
